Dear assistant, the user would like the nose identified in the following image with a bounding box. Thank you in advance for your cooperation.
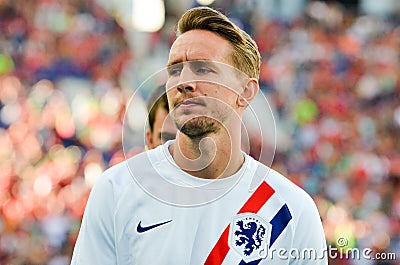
[177,83,195,93]
[177,65,196,94]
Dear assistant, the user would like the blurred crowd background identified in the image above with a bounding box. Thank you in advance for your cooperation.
[0,0,399,264]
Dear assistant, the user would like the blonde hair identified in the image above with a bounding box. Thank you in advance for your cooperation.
[176,7,261,79]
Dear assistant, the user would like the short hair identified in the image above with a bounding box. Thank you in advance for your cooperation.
[176,7,261,79]
[147,85,169,132]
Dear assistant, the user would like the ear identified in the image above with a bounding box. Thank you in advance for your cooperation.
[146,130,154,150]
[237,78,259,108]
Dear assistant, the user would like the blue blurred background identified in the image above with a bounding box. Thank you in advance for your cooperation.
[0,0,399,264]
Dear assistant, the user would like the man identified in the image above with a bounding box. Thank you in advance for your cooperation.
[71,7,327,264]
[146,85,177,149]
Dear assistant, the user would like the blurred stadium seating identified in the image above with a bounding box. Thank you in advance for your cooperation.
[0,0,399,264]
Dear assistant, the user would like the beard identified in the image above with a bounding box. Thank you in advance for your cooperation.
[177,116,220,138]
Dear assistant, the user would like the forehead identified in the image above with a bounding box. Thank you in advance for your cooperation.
[168,30,233,65]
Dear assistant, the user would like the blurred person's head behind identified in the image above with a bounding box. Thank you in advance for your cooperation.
[146,85,177,149]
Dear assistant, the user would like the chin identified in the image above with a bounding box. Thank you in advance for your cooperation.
[179,116,219,138]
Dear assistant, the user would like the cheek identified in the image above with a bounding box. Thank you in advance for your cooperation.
[210,89,238,107]
[166,91,175,107]
[208,95,237,113]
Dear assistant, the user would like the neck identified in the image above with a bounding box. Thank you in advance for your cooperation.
[169,125,244,179]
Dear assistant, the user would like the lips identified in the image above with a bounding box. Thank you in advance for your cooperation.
[175,99,205,109]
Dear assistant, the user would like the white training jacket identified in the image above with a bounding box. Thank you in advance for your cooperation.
[71,141,327,265]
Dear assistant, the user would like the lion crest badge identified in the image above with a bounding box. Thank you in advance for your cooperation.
[229,213,271,262]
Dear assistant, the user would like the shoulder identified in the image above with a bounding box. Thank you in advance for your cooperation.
[262,165,323,241]
[248,157,312,203]
[247,158,319,221]
[98,147,162,187]
[266,167,315,208]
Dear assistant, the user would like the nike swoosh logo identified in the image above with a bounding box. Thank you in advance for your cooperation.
[136,220,172,233]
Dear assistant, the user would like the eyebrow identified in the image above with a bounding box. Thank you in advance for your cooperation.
[166,58,211,67]
[167,59,182,67]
